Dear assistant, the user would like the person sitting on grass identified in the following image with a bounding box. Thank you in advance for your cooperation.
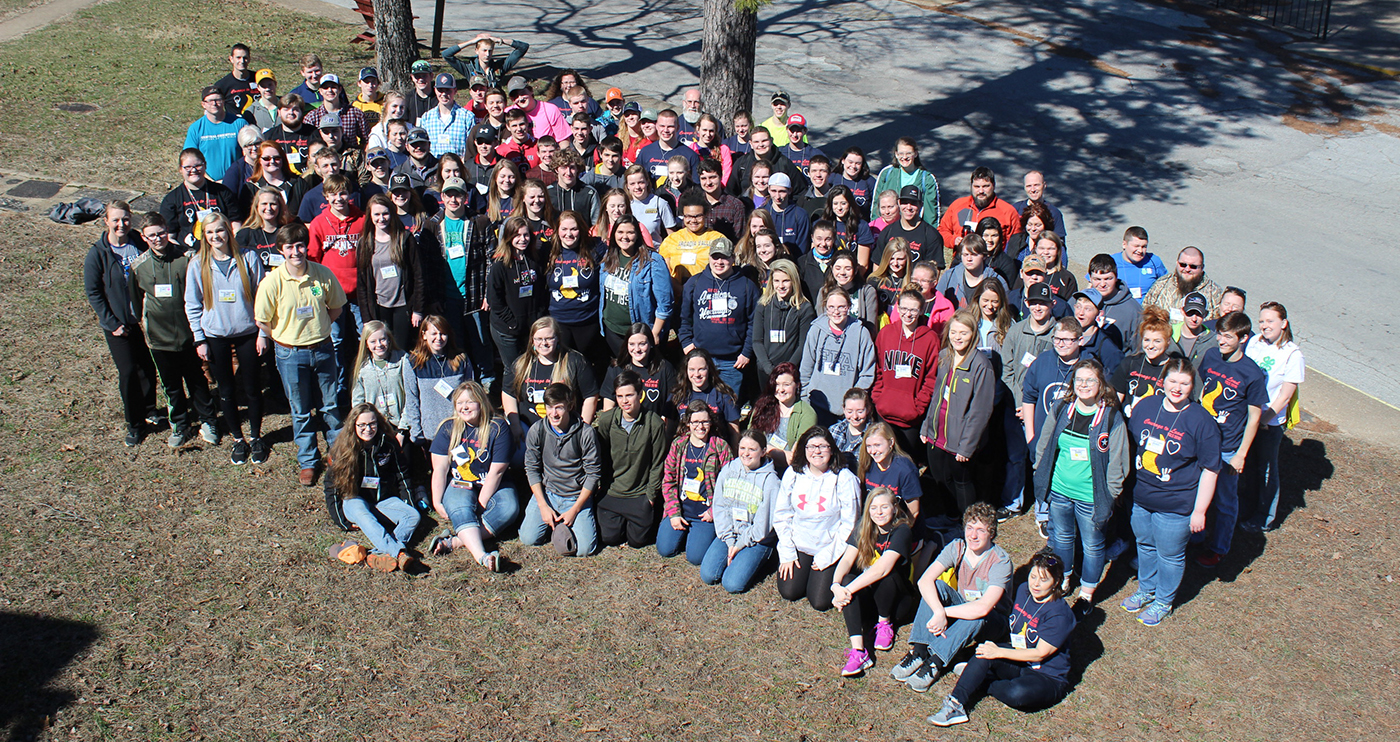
[704,429,781,593]
[658,400,736,565]
[830,487,919,677]
[429,381,515,570]
[890,502,1013,693]
[522,383,603,557]
[773,426,862,612]
[325,403,422,574]
[927,551,1076,727]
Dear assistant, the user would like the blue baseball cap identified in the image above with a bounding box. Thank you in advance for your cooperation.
[1072,288,1104,309]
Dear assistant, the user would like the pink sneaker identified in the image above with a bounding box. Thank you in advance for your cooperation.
[874,620,896,651]
[841,648,873,677]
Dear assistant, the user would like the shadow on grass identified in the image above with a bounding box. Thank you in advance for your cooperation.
[0,613,99,742]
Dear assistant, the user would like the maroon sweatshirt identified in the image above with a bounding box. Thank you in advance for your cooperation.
[872,322,941,427]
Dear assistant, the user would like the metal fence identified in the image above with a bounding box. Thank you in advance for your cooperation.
[1214,0,1333,39]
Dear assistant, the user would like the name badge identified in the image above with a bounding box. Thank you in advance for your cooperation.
[519,284,534,298]
[769,329,786,343]
[434,379,455,398]
[771,434,786,450]
[530,388,544,404]
[361,476,381,489]
[375,394,393,411]
[295,305,315,319]
[218,289,238,303]
[822,361,842,376]
[683,476,702,495]
[651,165,668,178]
[1146,435,1166,454]
[154,284,174,298]
[680,252,697,265]
[731,506,749,523]
[709,295,727,314]
[895,364,913,378]
[1010,632,1028,650]
[604,274,628,293]
[1130,287,1143,299]
[1069,447,1089,461]
[1169,307,1184,324]
[268,254,286,266]
[380,265,398,279]
[288,150,303,164]
[476,182,489,195]
[562,274,579,290]
[1021,351,1037,368]
[447,244,466,259]
[962,589,983,602]
[943,384,952,401]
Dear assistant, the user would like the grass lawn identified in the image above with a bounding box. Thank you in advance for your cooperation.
[2,0,1399,740]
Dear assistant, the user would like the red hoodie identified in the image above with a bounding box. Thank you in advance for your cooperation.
[872,321,941,427]
[307,204,365,296]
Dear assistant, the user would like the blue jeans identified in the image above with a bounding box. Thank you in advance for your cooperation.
[442,482,520,536]
[1207,449,1240,554]
[1048,492,1106,590]
[1130,503,1192,609]
[1001,405,1028,511]
[712,356,743,399]
[699,540,772,593]
[273,340,342,468]
[328,303,364,404]
[656,517,716,564]
[909,580,988,666]
[341,495,420,555]
[521,491,598,556]
[1243,425,1284,531]
[459,311,494,389]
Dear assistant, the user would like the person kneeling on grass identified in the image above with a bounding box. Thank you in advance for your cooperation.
[428,381,518,571]
[891,502,1013,693]
[928,551,1076,727]
[522,383,603,556]
[325,403,423,573]
[658,400,736,564]
[702,429,781,593]
[831,487,919,677]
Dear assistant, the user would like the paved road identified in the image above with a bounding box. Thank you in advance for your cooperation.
[334,0,1400,405]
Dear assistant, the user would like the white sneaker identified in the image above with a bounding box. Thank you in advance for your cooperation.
[200,422,219,444]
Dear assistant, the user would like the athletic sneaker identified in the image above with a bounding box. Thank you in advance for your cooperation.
[1196,551,1224,568]
[952,661,967,677]
[1119,591,1153,613]
[1138,602,1172,627]
[124,426,142,447]
[249,437,270,464]
[200,422,219,444]
[995,507,1014,523]
[927,695,968,726]
[890,648,923,681]
[905,657,941,692]
[167,427,193,448]
[840,648,873,677]
[873,620,896,651]
[1036,520,1049,540]
[230,439,251,465]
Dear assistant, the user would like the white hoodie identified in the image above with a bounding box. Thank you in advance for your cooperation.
[773,465,860,569]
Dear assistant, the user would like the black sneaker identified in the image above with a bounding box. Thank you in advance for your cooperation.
[249,437,270,464]
[124,426,143,447]
[995,507,1015,523]
[230,439,251,465]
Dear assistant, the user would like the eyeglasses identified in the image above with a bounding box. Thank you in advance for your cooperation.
[181,164,205,171]
[259,155,281,161]
[1073,378,1098,386]
[1178,261,1201,269]
[806,443,832,451]
[690,419,712,426]
[354,422,377,430]
[1052,336,1077,344]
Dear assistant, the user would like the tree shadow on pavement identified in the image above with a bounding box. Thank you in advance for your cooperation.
[0,613,99,742]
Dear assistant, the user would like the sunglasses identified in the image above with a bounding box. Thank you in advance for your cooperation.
[1178,261,1201,269]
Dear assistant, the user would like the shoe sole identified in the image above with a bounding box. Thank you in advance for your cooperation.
[928,715,968,727]
[840,659,873,677]
[907,679,935,693]
[231,457,249,465]
[890,663,918,681]
[874,641,894,651]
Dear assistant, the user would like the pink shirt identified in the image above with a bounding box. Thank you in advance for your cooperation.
[509,100,570,142]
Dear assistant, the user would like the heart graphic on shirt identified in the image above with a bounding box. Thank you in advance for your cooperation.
[1165,439,1181,456]
[646,388,659,402]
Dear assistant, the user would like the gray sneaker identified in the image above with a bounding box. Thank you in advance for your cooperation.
[905,657,941,692]
[167,427,194,448]
[200,422,219,444]
[889,648,922,681]
[928,695,968,726]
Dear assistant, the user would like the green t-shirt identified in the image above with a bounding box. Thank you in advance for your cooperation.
[1050,408,1095,503]
[602,256,633,334]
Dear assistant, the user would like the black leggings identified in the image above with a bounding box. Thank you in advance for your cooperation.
[928,444,980,517]
[104,330,158,428]
[950,657,1068,711]
[840,569,918,638]
[376,304,415,352]
[890,420,926,470]
[206,332,263,439]
[597,494,657,548]
[777,551,837,611]
[149,346,216,430]
[555,319,605,371]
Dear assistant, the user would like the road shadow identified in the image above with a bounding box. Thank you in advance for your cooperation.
[0,613,99,742]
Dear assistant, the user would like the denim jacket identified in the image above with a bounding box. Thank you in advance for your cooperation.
[598,250,674,333]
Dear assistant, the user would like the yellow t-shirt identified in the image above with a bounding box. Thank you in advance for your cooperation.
[759,116,791,148]
[658,229,725,284]
[254,262,348,346]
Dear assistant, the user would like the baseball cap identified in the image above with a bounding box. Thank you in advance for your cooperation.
[406,127,430,144]
[388,173,412,192]
[771,90,790,104]
[434,72,456,89]
[605,87,624,102]
[318,111,342,129]
[1021,255,1048,274]
[1183,291,1209,317]
[441,177,469,195]
[551,523,578,556]
[200,85,221,100]
[255,69,276,85]
[622,101,641,115]
[898,185,922,202]
[468,75,489,89]
[1072,288,1105,309]
[709,236,735,258]
[359,67,379,81]
[318,73,341,88]
[767,172,792,190]
[473,124,499,143]
[1025,282,1053,305]
[506,76,529,94]
[365,147,390,164]
[410,59,432,74]
[640,108,658,122]
[786,113,807,129]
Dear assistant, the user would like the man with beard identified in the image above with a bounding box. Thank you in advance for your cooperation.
[265,94,318,176]
[1112,225,1168,302]
[730,126,806,199]
[675,88,723,143]
[1011,170,1067,239]
[1143,246,1224,322]
[936,167,1023,256]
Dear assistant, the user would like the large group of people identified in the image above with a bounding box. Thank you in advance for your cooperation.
[82,37,1308,726]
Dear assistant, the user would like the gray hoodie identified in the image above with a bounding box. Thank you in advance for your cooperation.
[352,350,410,430]
[184,250,268,342]
[525,416,602,498]
[1100,279,1142,353]
[799,316,876,420]
[1000,315,1056,395]
[712,458,780,550]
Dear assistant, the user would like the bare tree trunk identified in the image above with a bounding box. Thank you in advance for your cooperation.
[700,0,758,126]
[373,0,419,92]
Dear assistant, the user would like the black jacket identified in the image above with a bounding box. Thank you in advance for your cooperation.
[356,233,427,318]
[324,433,414,530]
[485,252,546,337]
[84,231,146,333]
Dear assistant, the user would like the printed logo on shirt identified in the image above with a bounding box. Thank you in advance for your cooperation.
[325,233,356,257]
[698,288,738,323]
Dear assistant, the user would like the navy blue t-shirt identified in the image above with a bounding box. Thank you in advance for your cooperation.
[863,456,922,504]
[828,173,877,217]
[1196,348,1269,452]
[1129,395,1222,515]
[680,441,710,519]
[546,247,601,325]
[636,141,701,182]
[680,387,740,425]
[1008,583,1075,683]
[429,418,512,485]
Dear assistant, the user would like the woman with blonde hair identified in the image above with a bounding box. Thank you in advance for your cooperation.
[503,316,599,441]
[430,380,518,564]
[751,258,815,387]
[486,159,523,223]
[867,237,913,327]
[350,320,410,441]
[830,487,918,676]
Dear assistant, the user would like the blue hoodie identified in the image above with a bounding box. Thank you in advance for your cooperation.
[1021,349,1077,447]
[679,266,760,359]
[761,202,812,255]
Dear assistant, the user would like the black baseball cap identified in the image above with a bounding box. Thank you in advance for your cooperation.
[1025,282,1053,305]
[898,185,922,203]
[1183,292,1209,317]
[388,173,412,192]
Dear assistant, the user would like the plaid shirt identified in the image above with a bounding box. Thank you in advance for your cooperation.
[305,105,369,150]
[416,104,476,158]
[706,193,748,240]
